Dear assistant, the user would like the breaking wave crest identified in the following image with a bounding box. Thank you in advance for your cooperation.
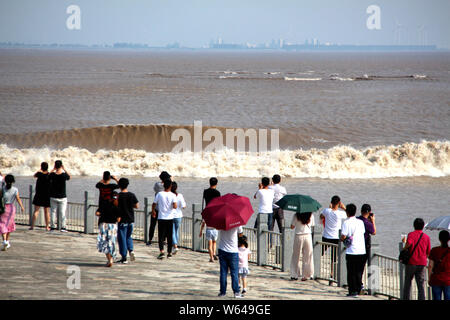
[0,140,448,179]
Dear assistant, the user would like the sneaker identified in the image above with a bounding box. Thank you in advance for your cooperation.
[173,248,178,255]
[118,259,128,264]
[218,293,226,297]
[242,289,247,294]
[1,241,7,251]
[5,242,10,250]
[157,253,165,260]
[129,251,135,261]
[60,228,68,233]
[346,292,358,297]
[290,277,298,281]
[213,255,218,260]
[234,292,243,298]
[167,253,172,258]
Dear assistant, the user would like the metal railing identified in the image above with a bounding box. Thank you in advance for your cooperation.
[14,185,433,300]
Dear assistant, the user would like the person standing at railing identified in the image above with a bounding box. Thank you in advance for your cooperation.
[319,195,347,279]
[152,179,177,260]
[268,174,287,233]
[49,160,70,232]
[147,171,171,246]
[357,203,376,293]
[253,177,274,229]
[428,230,450,300]
[1,175,25,251]
[116,178,139,264]
[340,203,366,298]
[290,211,315,281]
[401,218,431,300]
[171,181,186,255]
[199,177,221,262]
[30,162,51,231]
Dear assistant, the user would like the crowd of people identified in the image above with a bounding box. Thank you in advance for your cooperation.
[0,165,449,300]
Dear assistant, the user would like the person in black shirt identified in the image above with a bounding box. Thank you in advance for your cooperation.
[199,177,221,262]
[116,178,139,264]
[30,162,51,231]
[96,191,121,267]
[48,160,70,232]
[95,171,119,213]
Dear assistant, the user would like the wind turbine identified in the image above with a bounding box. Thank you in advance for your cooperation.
[394,19,403,45]
[417,25,427,46]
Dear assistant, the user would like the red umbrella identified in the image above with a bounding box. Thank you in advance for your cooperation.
[201,193,254,231]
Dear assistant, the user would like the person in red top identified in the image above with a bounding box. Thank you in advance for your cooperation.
[402,218,431,300]
[428,230,450,300]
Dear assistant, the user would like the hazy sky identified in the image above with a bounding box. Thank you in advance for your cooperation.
[1,0,449,48]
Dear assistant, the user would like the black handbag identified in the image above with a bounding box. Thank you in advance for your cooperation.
[399,233,423,264]
[0,187,5,215]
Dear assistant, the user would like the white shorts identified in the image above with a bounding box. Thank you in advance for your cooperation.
[205,229,218,241]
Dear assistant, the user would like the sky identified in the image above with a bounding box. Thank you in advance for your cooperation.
[0,0,449,48]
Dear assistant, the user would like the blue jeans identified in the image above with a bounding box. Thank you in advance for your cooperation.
[117,223,134,260]
[172,217,182,246]
[432,285,450,300]
[218,249,240,295]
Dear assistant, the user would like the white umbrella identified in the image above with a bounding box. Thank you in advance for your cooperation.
[425,215,450,231]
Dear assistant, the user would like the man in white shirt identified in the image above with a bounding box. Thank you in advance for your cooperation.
[269,174,287,233]
[218,225,244,298]
[340,203,366,297]
[320,195,347,244]
[253,177,274,229]
[152,179,177,260]
[319,195,347,279]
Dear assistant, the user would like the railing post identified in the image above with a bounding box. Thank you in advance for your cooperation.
[144,197,149,244]
[281,225,294,272]
[368,244,379,295]
[337,230,347,287]
[84,191,94,234]
[28,185,33,226]
[399,242,405,300]
[257,214,268,266]
[192,204,202,252]
[312,226,322,279]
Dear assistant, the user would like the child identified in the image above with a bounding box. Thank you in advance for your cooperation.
[238,235,251,295]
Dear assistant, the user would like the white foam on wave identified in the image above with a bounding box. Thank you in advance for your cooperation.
[284,76,322,81]
[1,141,449,179]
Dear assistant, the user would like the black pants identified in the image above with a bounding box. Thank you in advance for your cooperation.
[158,219,173,253]
[346,254,366,294]
[269,208,284,232]
[148,210,158,243]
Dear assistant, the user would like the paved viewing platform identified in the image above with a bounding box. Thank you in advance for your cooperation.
[1,225,383,300]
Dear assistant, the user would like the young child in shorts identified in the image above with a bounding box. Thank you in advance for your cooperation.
[238,235,251,295]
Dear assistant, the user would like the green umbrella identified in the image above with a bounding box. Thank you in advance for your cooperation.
[275,194,322,213]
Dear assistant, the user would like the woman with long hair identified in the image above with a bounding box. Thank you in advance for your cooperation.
[171,181,186,254]
[290,211,315,281]
[1,175,25,251]
[30,162,51,231]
